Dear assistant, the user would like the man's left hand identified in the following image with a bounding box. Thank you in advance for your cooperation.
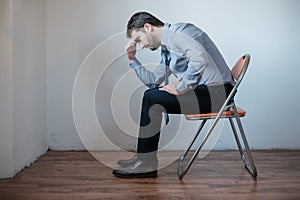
[159,82,179,96]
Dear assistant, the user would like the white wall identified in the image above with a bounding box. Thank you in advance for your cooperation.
[0,0,14,178]
[47,0,300,150]
[0,0,47,178]
[12,0,48,174]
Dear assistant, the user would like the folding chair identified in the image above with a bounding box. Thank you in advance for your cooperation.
[178,54,257,180]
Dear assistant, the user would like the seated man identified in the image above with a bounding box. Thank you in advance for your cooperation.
[113,12,234,178]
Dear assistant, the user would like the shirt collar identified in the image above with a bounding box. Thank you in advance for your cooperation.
[161,23,171,48]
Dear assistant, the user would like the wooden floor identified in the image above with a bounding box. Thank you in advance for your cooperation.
[0,150,300,200]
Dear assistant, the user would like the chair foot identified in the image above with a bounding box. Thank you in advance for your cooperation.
[245,163,257,177]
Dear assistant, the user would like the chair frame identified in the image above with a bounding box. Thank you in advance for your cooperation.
[178,54,257,180]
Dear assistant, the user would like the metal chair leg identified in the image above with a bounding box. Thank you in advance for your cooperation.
[178,119,207,179]
[229,106,257,177]
[234,116,257,177]
[229,118,246,162]
[178,110,225,179]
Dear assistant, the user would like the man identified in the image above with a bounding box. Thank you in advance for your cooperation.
[112,12,234,178]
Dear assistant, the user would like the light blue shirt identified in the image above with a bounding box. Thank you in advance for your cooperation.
[130,23,234,94]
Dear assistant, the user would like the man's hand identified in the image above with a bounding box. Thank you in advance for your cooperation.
[159,82,180,96]
[125,39,137,63]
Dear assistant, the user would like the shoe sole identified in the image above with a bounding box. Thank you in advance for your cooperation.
[112,170,157,178]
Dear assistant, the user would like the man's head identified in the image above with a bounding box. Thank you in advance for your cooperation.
[127,12,164,51]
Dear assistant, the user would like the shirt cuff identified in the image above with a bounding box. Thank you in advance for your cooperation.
[176,78,194,94]
[129,59,141,69]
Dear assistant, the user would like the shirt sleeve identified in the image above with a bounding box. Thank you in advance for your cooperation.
[173,33,209,95]
[129,59,170,89]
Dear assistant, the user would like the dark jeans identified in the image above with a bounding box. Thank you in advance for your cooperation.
[137,83,233,155]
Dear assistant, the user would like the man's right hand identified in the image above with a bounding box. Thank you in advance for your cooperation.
[125,39,137,63]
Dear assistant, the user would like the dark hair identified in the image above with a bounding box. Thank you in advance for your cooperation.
[126,12,164,38]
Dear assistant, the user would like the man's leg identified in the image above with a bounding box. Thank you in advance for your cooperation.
[113,88,180,178]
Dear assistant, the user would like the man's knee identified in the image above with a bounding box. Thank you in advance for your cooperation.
[142,88,159,103]
[142,89,165,113]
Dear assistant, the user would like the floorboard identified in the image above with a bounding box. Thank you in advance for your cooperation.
[0,150,300,200]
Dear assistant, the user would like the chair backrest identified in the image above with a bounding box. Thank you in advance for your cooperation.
[231,54,250,83]
[220,54,250,108]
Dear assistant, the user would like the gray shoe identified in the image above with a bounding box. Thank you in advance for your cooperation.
[113,158,158,178]
[117,154,138,167]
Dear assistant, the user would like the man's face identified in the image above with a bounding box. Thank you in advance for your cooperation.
[131,29,160,51]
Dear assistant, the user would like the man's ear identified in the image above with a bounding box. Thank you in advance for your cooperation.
[143,23,153,32]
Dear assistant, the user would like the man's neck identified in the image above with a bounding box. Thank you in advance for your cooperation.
[153,26,164,47]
